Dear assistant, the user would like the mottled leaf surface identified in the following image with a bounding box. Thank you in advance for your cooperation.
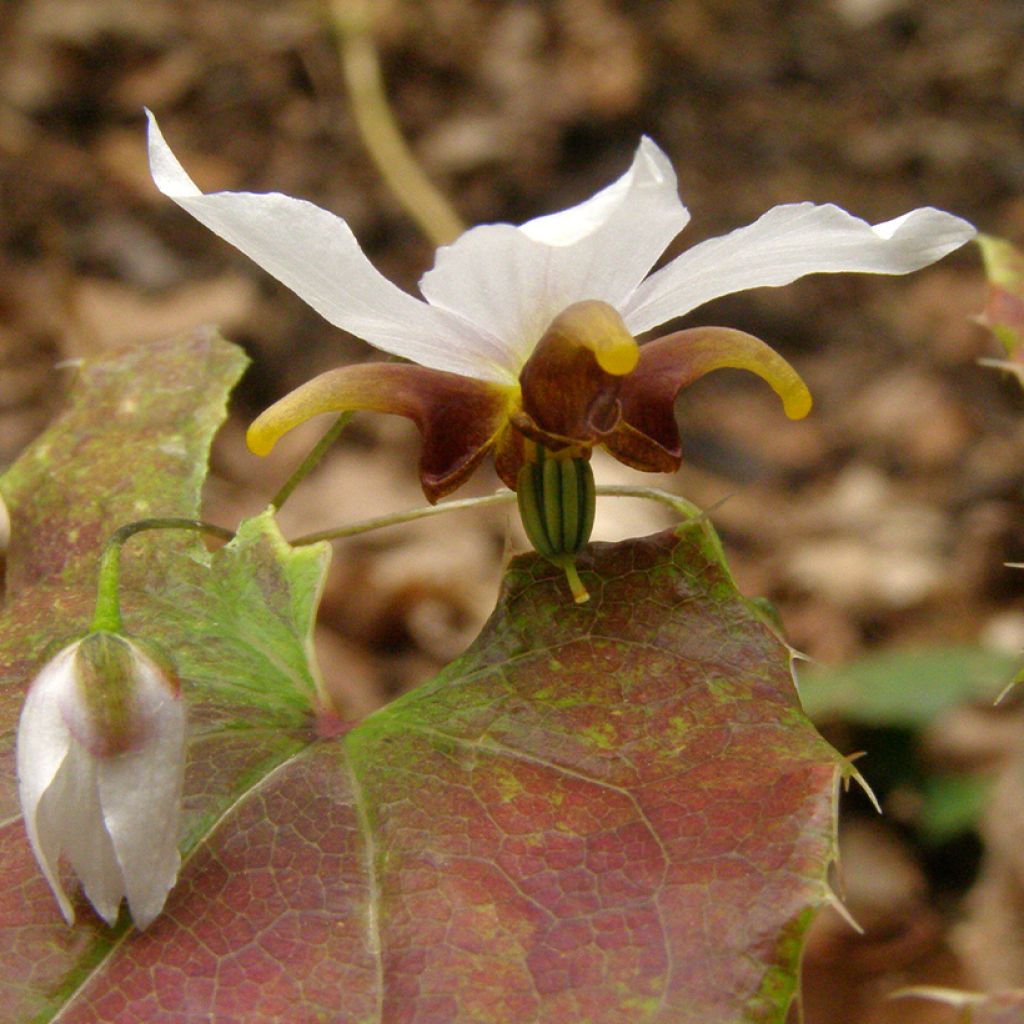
[342,531,843,1024]
[1,338,843,1023]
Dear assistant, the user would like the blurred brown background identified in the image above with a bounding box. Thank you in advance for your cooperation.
[2,0,1024,1020]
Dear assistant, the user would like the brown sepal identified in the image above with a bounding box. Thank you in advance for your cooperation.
[518,328,623,446]
[611,325,808,470]
[249,362,513,503]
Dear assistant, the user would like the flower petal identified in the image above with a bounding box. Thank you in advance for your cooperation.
[518,137,687,247]
[16,647,77,923]
[418,138,689,371]
[97,672,185,930]
[622,203,977,334]
[146,111,512,382]
[248,362,515,502]
[608,326,811,470]
[57,742,125,927]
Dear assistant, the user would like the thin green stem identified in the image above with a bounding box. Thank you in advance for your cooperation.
[594,484,705,521]
[91,518,235,634]
[555,557,590,605]
[290,491,519,546]
[270,412,354,511]
[288,484,705,547]
[329,0,464,247]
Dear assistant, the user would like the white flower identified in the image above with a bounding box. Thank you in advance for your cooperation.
[146,112,973,381]
[16,631,185,929]
[146,112,975,502]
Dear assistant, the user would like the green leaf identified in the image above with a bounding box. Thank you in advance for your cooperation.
[797,646,1016,728]
[154,508,331,724]
[798,648,1013,841]
[919,773,993,844]
[0,337,844,1023]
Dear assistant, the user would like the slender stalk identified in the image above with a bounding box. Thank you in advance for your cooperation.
[594,484,705,521]
[91,518,234,634]
[270,412,354,511]
[556,557,590,605]
[289,484,704,547]
[329,0,464,246]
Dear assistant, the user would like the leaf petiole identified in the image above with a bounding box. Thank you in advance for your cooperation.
[92,518,234,634]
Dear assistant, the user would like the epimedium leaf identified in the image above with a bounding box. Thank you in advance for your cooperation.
[152,508,332,724]
[16,529,844,1024]
[341,530,844,1024]
[0,336,844,1023]
[2,327,247,599]
[0,333,331,1023]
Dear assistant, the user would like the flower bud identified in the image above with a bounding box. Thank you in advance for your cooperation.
[16,631,185,929]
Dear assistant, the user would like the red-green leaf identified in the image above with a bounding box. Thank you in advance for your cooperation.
[976,234,1024,361]
[1,337,843,1023]
[341,531,843,1023]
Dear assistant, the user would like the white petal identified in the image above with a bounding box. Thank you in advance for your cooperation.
[17,648,77,815]
[16,646,78,923]
[518,137,688,247]
[57,743,125,927]
[418,137,689,370]
[621,203,977,335]
[97,669,186,930]
[147,111,511,382]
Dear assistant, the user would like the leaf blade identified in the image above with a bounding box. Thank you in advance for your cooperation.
[1,337,842,1024]
[343,529,842,1023]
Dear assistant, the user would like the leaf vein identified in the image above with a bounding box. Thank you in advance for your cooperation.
[345,756,384,1024]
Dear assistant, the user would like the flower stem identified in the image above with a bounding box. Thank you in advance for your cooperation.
[288,484,704,547]
[556,557,590,605]
[329,0,464,247]
[270,412,353,511]
[290,491,519,546]
[91,518,235,634]
[594,484,705,521]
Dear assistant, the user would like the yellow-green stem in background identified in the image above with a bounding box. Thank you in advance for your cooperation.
[329,0,465,247]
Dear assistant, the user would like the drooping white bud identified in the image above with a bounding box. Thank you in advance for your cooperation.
[16,631,185,929]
